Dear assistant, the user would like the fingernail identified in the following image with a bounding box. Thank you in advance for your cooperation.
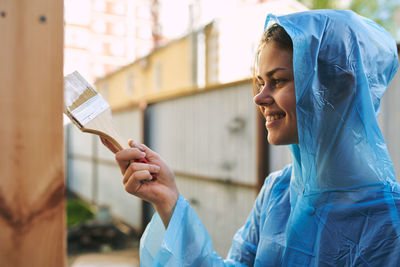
[153,165,160,171]
[133,142,140,148]
[140,151,146,157]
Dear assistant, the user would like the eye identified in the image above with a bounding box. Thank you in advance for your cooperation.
[272,79,281,85]
[272,78,286,87]
[257,83,265,93]
[255,80,265,93]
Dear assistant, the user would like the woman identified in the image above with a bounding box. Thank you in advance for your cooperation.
[102,9,400,266]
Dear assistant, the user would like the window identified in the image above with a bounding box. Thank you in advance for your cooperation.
[153,62,162,92]
[112,23,126,36]
[92,20,106,34]
[137,6,152,19]
[94,0,107,12]
[113,3,125,15]
[137,26,152,39]
[197,30,206,88]
[91,42,104,53]
[125,71,135,94]
[110,42,125,56]
[64,0,90,25]
[65,27,89,48]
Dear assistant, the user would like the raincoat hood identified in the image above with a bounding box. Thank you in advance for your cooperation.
[265,10,399,198]
[263,10,400,264]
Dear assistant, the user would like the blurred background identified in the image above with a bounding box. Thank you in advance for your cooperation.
[63,0,400,266]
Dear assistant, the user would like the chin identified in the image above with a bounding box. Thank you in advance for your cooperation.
[267,135,282,146]
[267,134,295,146]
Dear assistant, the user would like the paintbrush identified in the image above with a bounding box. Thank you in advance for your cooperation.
[64,71,149,164]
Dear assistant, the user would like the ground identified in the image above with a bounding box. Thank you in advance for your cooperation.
[68,245,139,267]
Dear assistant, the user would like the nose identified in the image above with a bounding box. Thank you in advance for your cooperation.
[253,85,274,106]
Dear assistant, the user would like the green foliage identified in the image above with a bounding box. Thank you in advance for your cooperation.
[311,0,337,9]
[297,0,399,39]
[350,0,398,38]
[67,198,95,227]
[297,0,338,10]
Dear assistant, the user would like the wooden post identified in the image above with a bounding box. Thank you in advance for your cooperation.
[0,0,65,266]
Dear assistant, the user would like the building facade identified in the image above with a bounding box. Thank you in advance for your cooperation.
[64,0,156,83]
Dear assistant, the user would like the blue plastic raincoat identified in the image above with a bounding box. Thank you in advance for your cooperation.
[140,10,400,266]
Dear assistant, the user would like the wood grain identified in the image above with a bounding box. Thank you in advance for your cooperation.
[0,0,65,266]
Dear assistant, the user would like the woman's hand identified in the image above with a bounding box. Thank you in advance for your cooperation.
[100,137,179,227]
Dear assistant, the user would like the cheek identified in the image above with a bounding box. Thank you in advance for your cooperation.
[281,92,296,116]
[286,87,297,117]
[290,100,297,119]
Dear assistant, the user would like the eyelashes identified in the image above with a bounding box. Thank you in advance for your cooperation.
[255,81,265,94]
[255,79,286,94]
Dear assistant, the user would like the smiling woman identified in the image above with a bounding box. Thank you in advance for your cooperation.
[253,25,298,145]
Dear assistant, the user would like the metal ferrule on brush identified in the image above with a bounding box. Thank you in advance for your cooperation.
[68,93,110,126]
[64,71,110,127]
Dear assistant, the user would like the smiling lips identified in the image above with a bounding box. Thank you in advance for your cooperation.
[266,113,285,122]
[265,113,285,127]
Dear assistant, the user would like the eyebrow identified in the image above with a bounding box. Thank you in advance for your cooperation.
[257,67,288,80]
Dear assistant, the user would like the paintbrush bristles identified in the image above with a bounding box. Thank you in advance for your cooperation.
[64,71,97,108]
[64,70,126,150]
[68,87,97,111]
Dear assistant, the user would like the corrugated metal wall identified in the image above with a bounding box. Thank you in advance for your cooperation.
[146,84,257,185]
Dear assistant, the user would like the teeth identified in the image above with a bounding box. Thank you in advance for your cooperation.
[266,114,284,122]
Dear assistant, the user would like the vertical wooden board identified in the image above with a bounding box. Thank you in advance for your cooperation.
[0,0,64,266]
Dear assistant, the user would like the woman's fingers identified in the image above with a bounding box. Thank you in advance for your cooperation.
[115,147,147,174]
[116,148,146,162]
[124,170,155,194]
[123,162,160,184]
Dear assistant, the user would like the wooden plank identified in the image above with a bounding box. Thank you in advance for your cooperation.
[0,0,65,266]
